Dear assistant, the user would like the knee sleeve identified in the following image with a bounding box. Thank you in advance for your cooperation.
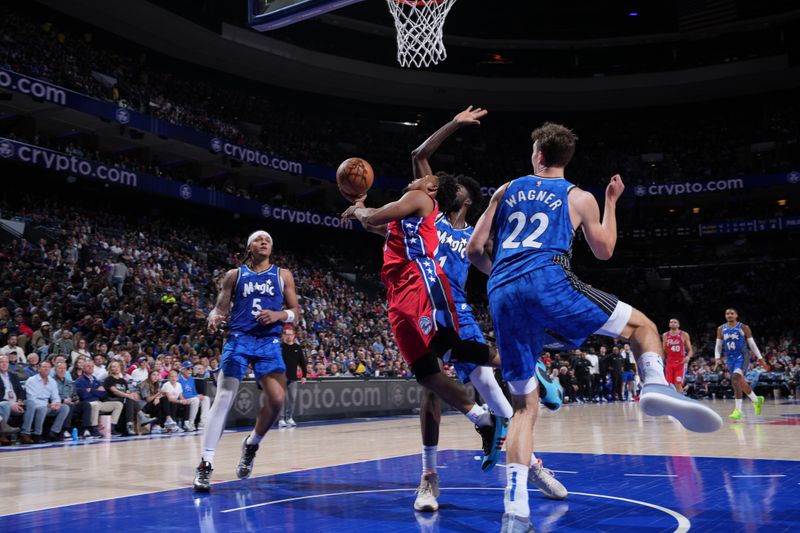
[213,376,240,412]
[202,374,240,450]
[411,351,442,381]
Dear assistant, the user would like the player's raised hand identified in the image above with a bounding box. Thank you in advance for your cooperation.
[605,174,625,203]
[453,105,488,126]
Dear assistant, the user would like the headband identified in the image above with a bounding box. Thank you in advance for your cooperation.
[246,230,272,248]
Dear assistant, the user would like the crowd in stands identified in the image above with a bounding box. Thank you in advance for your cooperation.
[2,2,799,196]
[540,342,800,406]
[0,190,418,445]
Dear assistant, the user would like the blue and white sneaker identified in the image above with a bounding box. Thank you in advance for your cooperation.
[476,414,508,472]
[536,360,563,411]
[639,383,723,433]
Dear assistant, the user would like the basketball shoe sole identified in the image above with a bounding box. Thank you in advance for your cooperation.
[639,383,723,433]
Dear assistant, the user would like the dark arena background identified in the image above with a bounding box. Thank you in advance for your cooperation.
[1,1,799,532]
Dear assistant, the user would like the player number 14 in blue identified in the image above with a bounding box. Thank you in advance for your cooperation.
[501,212,550,249]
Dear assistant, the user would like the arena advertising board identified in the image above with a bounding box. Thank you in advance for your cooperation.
[1,67,796,198]
[0,137,354,231]
[0,67,405,190]
[224,379,476,425]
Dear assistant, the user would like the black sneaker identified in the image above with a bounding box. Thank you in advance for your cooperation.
[193,461,213,492]
[47,431,64,442]
[236,436,259,480]
[475,414,506,472]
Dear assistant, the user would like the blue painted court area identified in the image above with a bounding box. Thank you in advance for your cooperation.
[3,451,798,532]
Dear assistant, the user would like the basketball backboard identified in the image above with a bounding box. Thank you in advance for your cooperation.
[248,0,365,31]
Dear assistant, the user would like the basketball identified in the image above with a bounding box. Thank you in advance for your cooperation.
[336,157,374,199]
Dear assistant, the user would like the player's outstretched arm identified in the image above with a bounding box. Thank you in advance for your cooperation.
[714,325,723,367]
[467,183,508,274]
[342,190,433,227]
[207,268,237,333]
[572,175,624,260]
[411,105,488,179]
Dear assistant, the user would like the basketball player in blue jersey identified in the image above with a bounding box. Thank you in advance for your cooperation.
[714,308,765,420]
[467,123,723,532]
[193,230,300,492]
[408,108,566,514]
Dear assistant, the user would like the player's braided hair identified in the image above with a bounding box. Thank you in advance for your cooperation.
[435,172,459,214]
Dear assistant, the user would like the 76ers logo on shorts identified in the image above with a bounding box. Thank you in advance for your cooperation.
[418,316,433,335]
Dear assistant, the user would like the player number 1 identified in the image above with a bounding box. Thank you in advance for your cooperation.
[501,212,550,249]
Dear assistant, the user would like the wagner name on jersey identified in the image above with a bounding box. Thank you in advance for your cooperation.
[489,175,575,294]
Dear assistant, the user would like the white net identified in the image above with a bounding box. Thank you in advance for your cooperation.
[385,0,458,68]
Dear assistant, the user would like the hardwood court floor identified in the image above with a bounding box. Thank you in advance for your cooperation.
[1,398,798,520]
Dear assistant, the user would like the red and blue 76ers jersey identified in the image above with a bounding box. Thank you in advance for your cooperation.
[381,199,441,284]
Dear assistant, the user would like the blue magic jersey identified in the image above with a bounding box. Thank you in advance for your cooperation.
[488,175,575,293]
[229,264,285,337]
[434,213,471,305]
[721,322,747,357]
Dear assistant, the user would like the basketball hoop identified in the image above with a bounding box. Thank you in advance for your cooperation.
[385,0,458,68]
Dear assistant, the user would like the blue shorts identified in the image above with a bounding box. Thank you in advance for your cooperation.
[489,265,629,386]
[622,370,635,383]
[453,303,486,384]
[221,332,285,382]
[727,353,748,373]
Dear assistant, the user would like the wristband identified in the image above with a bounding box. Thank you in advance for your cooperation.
[283,310,296,323]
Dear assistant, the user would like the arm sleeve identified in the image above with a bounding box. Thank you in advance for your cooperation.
[714,339,722,360]
[747,337,763,359]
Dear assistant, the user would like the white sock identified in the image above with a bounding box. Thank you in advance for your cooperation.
[469,367,514,419]
[530,452,538,465]
[465,404,492,427]
[639,352,668,385]
[735,398,743,410]
[247,431,264,446]
[747,391,758,403]
[201,448,215,465]
[422,445,437,474]
[504,463,530,517]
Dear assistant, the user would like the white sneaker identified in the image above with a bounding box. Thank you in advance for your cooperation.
[640,383,723,433]
[529,459,568,500]
[278,419,287,428]
[151,426,164,434]
[287,418,297,427]
[185,422,196,432]
[413,472,440,512]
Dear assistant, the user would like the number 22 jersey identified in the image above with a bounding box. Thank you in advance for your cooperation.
[488,175,575,294]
